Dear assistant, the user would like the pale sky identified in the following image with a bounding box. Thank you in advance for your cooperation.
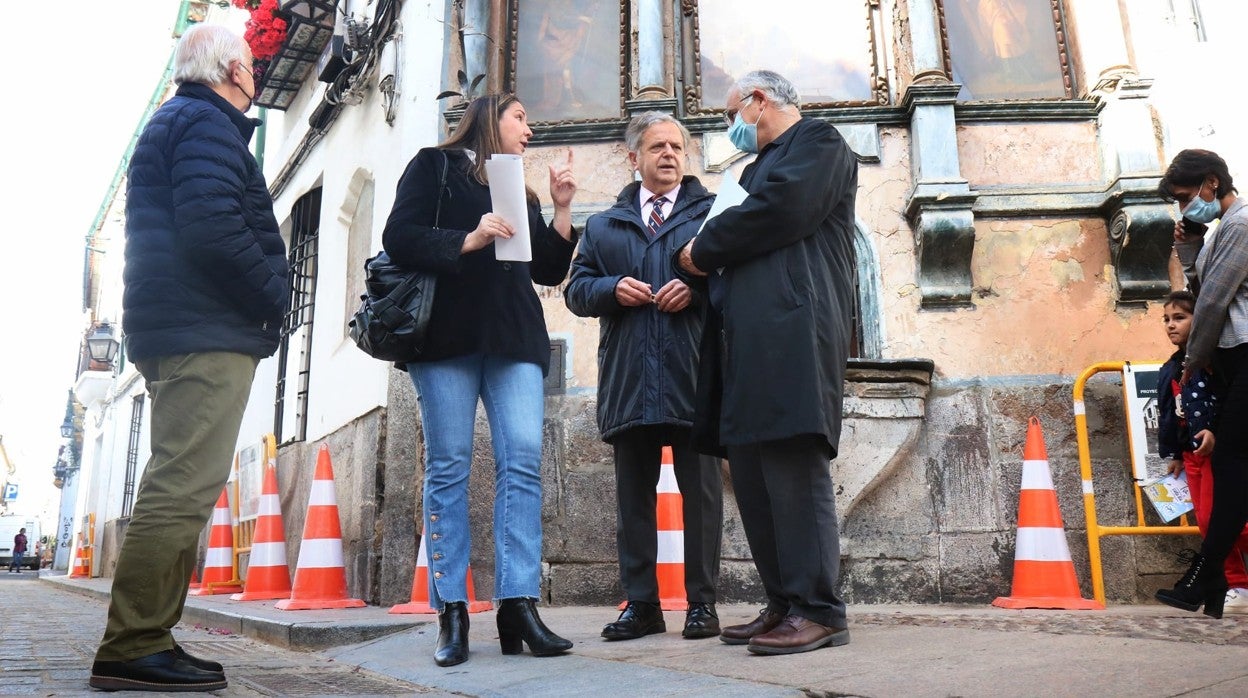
[0,4,238,524]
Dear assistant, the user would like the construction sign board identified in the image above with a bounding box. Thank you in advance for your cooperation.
[236,439,265,522]
[1122,362,1166,482]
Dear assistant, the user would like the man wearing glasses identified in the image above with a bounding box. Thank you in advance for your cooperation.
[677,69,858,655]
[89,24,287,692]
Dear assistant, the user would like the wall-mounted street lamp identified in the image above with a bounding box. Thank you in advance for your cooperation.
[55,390,82,489]
[85,321,121,368]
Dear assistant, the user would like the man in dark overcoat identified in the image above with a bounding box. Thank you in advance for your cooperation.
[567,112,724,641]
[677,69,857,655]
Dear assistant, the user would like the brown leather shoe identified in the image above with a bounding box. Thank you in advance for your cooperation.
[719,608,785,645]
[747,615,850,655]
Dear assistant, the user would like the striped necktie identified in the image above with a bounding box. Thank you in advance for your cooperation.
[647,195,668,236]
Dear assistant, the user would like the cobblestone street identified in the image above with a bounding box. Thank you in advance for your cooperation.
[0,573,437,696]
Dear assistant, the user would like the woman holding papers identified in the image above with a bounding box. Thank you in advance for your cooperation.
[382,94,578,666]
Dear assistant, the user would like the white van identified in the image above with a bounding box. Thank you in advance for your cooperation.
[0,515,41,571]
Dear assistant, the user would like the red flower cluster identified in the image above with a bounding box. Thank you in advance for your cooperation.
[241,0,288,62]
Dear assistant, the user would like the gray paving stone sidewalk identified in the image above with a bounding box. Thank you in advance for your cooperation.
[10,571,1248,696]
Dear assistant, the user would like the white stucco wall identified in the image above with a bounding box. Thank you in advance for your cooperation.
[234,1,449,448]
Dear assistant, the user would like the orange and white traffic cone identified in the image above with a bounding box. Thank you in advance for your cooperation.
[232,461,293,601]
[618,446,688,612]
[69,538,89,579]
[389,530,492,614]
[993,417,1103,610]
[190,487,243,595]
[655,446,688,611]
[276,445,365,610]
[188,566,201,591]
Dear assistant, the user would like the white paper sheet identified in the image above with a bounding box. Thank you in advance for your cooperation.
[696,173,748,235]
[484,154,532,262]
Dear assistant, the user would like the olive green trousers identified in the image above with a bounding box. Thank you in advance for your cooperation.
[95,352,258,662]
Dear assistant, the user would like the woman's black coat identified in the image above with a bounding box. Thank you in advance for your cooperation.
[381,147,577,374]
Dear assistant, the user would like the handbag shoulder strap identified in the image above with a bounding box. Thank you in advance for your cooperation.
[434,149,450,228]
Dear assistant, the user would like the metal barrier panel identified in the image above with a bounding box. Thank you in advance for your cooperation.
[1074,362,1199,605]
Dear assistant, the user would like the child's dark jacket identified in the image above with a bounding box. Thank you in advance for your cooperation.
[1157,350,1217,460]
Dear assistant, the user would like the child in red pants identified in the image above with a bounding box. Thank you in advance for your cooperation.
[1158,290,1248,613]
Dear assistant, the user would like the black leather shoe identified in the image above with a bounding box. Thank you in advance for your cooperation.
[601,601,666,641]
[434,602,470,667]
[89,649,227,692]
[174,644,223,673]
[682,602,720,639]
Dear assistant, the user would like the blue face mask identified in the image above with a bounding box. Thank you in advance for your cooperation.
[1183,181,1221,224]
[727,97,761,153]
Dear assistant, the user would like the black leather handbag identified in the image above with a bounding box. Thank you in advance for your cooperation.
[348,151,449,362]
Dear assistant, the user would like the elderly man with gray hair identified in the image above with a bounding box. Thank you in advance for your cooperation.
[89,23,287,692]
[677,69,858,655]
[567,112,724,642]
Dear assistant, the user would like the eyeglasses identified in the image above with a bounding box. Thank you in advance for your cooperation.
[723,95,753,126]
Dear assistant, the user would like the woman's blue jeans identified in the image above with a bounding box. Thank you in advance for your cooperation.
[408,354,545,608]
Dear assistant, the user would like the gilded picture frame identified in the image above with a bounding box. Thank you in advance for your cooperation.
[508,0,629,124]
[936,0,1074,101]
[681,0,889,116]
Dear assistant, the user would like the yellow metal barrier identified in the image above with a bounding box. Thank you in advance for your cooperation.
[1075,361,1199,605]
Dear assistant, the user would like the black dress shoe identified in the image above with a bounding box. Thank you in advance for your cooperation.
[89,649,227,692]
[682,602,720,639]
[601,601,666,641]
[174,644,223,673]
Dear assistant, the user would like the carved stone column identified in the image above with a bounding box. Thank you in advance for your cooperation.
[1065,0,1135,93]
[627,0,676,115]
[905,0,948,83]
[463,0,490,89]
[903,83,977,309]
[896,1,977,309]
[1107,199,1174,303]
[1066,0,1167,302]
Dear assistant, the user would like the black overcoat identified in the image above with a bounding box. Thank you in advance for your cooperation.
[565,177,714,441]
[683,118,857,457]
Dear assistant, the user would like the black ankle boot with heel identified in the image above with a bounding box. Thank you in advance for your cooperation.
[434,602,470,667]
[1155,550,1228,619]
[496,598,573,657]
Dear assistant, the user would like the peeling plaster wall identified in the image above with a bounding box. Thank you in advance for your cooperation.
[884,217,1173,379]
[958,122,1102,187]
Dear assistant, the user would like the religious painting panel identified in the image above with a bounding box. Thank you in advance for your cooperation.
[687,0,885,114]
[510,0,627,123]
[938,0,1072,100]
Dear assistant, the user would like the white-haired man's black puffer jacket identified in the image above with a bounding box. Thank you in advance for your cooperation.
[123,82,288,361]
